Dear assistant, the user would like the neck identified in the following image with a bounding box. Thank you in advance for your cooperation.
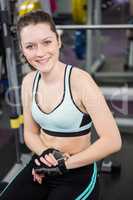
[41,61,65,84]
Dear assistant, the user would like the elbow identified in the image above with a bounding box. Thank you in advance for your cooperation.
[114,141,122,153]
[112,135,122,153]
[23,131,27,142]
[23,131,29,146]
[117,137,122,151]
[23,135,28,146]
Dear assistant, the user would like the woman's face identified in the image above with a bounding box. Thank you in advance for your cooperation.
[20,23,61,73]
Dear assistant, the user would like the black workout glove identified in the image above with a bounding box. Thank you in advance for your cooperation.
[33,148,68,176]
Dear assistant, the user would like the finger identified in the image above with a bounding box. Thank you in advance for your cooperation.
[38,178,42,184]
[40,154,58,166]
[32,174,36,182]
[39,174,45,178]
[48,153,58,165]
[35,176,41,184]
[36,175,43,184]
[45,154,58,165]
[36,172,45,178]
[32,168,35,175]
[40,156,52,167]
[35,158,41,166]
[32,169,37,182]
[63,153,70,160]
[32,168,45,178]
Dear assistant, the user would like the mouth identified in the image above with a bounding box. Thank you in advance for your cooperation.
[36,57,50,64]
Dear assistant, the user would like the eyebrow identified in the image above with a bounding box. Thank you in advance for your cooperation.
[24,36,54,45]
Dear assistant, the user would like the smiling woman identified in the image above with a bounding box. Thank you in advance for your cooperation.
[20,23,61,73]
[0,10,122,200]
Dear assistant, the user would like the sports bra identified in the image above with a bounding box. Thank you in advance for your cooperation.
[31,64,92,137]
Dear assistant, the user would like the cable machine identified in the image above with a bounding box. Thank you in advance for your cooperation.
[0,0,23,164]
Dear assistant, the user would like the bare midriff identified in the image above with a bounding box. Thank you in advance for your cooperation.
[40,129,91,155]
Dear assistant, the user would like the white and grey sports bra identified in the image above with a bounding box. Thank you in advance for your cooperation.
[32,64,92,137]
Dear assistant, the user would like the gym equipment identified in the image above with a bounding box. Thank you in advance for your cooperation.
[124,17,133,71]
[101,0,114,10]
[0,0,22,163]
[49,0,57,14]
[72,0,87,24]
[56,24,133,74]
[56,24,133,30]
[72,0,103,68]
[125,38,133,70]
[18,0,42,16]
[74,29,86,59]
[101,159,121,174]
[0,182,8,193]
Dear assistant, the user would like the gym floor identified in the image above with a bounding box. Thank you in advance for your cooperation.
[99,131,133,200]
[0,2,133,200]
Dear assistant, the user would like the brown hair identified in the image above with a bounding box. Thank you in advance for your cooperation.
[17,10,58,41]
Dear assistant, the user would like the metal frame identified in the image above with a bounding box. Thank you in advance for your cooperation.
[56,24,133,130]
[56,24,133,30]
[85,0,93,69]
[116,118,133,128]
[101,87,133,101]
[128,40,133,69]
[0,56,2,80]
[56,24,133,81]
[93,72,133,84]
[0,0,22,163]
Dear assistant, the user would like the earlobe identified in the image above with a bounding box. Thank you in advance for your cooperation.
[57,30,63,48]
[58,38,62,49]
[19,43,24,54]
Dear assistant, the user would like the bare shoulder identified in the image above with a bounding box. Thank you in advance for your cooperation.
[22,70,37,86]
[21,71,37,108]
[71,67,97,89]
[22,70,37,93]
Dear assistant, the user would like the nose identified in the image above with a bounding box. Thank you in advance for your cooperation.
[36,44,46,57]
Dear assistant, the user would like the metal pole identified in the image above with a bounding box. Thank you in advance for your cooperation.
[128,40,133,69]
[94,0,102,59]
[40,0,52,15]
[0,0,21,163]
[85,0,93,72]
[56,24,133,30]
[94,0,101,25]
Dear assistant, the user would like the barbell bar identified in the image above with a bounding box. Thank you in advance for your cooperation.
[56,24,133,30]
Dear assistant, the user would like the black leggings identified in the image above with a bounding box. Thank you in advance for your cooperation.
[0,156,99,200]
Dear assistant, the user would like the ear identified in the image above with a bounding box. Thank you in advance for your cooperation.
[19,42,26,58]
[58,36,62,49]
[19,43,26,61]
[57,30,63,48]
[19,41,23,52]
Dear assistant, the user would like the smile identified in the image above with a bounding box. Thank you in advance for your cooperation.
[37,58,49,63]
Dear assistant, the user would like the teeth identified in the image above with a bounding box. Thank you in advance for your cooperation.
[38,58,49,62]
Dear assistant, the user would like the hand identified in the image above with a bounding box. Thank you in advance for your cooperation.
[36,149,70,167]
[32,168,45,184]
[35,152,58,167]
[33,148,69,176]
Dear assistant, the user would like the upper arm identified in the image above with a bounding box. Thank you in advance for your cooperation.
[21,72,40,135]
[77,70,120,139]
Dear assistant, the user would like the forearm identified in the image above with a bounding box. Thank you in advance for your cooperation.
[66,137,121,169]
[24,132,47,156]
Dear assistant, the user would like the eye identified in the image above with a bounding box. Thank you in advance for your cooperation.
[43,40,52,45]
[26,45,34,50]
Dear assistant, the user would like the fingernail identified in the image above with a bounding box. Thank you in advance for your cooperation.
[54,163,57,166]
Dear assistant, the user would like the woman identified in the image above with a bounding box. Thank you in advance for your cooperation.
[0,10,122,200]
